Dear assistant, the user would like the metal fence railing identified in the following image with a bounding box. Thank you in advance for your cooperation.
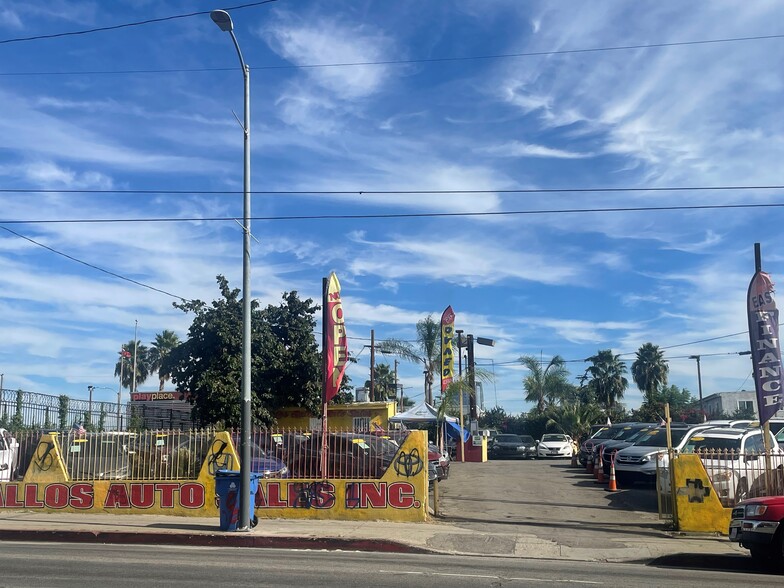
[657,449,784,510]
[0,388,197,431]
[5,428,415,482]
[695,449,784,507]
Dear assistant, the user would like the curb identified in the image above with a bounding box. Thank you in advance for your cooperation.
[0,529,436,554]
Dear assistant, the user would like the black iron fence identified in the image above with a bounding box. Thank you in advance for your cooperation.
[0,388,196,432]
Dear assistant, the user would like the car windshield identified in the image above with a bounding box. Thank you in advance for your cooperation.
[496,435,523,443]
[681,435,742,455]
[590,427,618,440]
[541,435,566,442]
[520,436,535,444]
[626,428,653,443]
[635,428,690,447]
[614,427,650,441]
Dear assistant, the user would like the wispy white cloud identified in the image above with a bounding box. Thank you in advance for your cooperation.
[260,11,398,100]
[477,140,593,159]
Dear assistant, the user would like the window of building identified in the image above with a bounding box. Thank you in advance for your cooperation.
[738,400,754,413]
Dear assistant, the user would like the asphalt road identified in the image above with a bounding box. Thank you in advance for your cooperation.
[438,456,663,547]
[2,542,781,587]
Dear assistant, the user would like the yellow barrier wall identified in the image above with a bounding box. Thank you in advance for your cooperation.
[0,430,428,522]
[672,453,731,534]
[275,402,396,430]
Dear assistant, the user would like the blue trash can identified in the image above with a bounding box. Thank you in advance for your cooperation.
[215,470,260,531]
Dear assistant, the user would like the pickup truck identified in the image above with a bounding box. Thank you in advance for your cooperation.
[0,429,20,482]
[729,494,784,571]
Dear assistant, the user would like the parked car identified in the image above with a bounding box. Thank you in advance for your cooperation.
[729,494,784,570]
[614,424,715,486]
[537,434,574,458]
[489,434,536,460]
[598,423,658,475]
[676,426,782,505]
[578,423,636,465]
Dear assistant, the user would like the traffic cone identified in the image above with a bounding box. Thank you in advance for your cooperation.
[593,446,601,479]
[594,449,605,484]
[570,451,578,468]
[607,457,619,492]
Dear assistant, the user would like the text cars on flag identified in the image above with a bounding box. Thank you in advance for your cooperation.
[324,272,348,403]
[747,270,784,425]
[441,306,455,392]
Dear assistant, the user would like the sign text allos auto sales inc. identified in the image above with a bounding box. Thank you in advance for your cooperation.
[0,481,419,511]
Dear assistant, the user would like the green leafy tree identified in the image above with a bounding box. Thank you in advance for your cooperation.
[584,349,628,413]
[165,276,322,428]
[364,363,396,401]
[520,355,571,414]
[479,406,508,430]
[378,315,440,405]
[58,395,69,430]
[11,389,24,429]
[114,340,151,392]
[545,401,604,444]
[631,343,669,404]
[149,330,181,391]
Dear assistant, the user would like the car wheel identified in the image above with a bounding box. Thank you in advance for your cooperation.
[749,545,773,568]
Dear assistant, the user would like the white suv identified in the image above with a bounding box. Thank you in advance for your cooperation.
[614,424,713,485]
[678,427,782,506]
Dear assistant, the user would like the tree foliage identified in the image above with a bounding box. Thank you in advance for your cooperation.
[584,349,628,412]
[631,343,669,404]
[378,315,440,404]
[519,355,571,414]
[149,330,181,392]
[364,363,396,401]
[163,276,322,428]
[114,340,150,391]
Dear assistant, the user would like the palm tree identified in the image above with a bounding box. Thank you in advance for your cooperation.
[114,340,151,391]
[584,349,628,412]
[364,363,396,401]
[519,355,571,414]
[545,401,604,444]
[378,315,440,404]
[149,330,181,392]
[631,343,669,404]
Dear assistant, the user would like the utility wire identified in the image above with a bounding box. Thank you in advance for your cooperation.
[1,185,782,195]
[0,1,278,45]
[3,201,784,225]
[2,216,762,369]
[0,226,188,301]
[1,31,782,69]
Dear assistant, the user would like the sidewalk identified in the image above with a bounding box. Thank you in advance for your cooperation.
[0,510,747,565]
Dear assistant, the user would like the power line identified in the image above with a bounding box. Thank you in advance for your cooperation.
[1,184,782,195]
[0,1,278,45]
[2,31,782,71]
[0,226,188,301]
[3,201,784,226]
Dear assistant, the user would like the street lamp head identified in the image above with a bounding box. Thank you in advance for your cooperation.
[476,337,495,347]
[210,9,234,32]
[688,355,700,360]
[738,351,752,356]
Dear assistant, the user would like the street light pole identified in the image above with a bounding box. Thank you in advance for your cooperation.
[211,8,253,532]
[689,355,704,421]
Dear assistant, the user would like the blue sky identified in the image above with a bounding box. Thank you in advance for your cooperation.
[1,0,783,415]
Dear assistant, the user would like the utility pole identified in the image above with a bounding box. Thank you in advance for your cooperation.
[117,347,125,431]
[467,335,476,421]
[689,355,704,421]
[370,329,375,402]
[394,359,399,412]
[132,320,139,397]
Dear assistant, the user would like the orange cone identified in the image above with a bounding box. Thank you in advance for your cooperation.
[607,456,619,492]
[594,449,605,484]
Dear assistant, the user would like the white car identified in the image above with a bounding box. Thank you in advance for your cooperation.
[678,427,783,506]
[537,434,573,458]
